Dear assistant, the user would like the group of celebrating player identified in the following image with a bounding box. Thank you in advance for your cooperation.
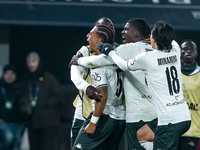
[69,17,191,150]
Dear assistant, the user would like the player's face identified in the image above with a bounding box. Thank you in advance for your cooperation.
[27,58,39,72]
[121,23,138,44]
[86,26,101,54]
[181,42,198,63]
[3,70,16,84]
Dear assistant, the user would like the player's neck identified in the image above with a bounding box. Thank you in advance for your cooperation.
[181,61,196,70]
[135,37,145,43]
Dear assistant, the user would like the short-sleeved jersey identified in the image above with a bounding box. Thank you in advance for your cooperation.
[116,41,157,122]
[182,66,200,137]
[127,41,191,125]
[91,65,126,120]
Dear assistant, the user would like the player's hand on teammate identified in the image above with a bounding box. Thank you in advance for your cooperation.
[145,37,151,45]
[86,85,102,102]
[85,122,96,134]
[68,53,83,67]
[96,43,114,56]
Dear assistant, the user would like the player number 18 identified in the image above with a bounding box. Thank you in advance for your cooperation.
[165,66,180,95]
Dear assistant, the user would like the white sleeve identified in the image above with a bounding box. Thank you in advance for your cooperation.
[91,68,107,88]
[127,52,147,71]
[78,54,114,68]
[70,65,90,93]
[77,46,89,57]
[172,40,179,49]
[172,40,181,59]
[108,51,129,71]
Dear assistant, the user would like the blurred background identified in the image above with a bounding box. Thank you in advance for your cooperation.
[0,0,200,150]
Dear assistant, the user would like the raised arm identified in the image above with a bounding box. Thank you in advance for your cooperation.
[78,54,114,68]
[98,43,147,71]
[108,51,129,71]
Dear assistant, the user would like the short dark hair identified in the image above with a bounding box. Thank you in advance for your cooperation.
[127,18,151,38]
[96,24,114,44]
[95,17,115,43]
[152,21,176,51]
[181,39,197,49]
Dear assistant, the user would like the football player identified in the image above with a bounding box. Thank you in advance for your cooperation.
[72,24,125,150]
[71,18,157,150]
[70,17,116,148]
[99,21,191,150]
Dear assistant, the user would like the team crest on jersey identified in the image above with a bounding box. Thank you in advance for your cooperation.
[130,58,136,65]
[92,72,101,83]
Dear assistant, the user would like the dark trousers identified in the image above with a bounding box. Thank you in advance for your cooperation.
[28,125,59,150]
[0,122,25,150]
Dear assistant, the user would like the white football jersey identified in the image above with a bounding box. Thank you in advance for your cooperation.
[91,65,126,120]
[127,41,191,125]
[116,41,157,122]
[78,41,157,122]
[71,46,90,120]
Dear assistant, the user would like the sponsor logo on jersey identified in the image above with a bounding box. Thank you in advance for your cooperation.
[166,99,185,106]
[157,55,177,66]
[75,143,83,149]
[142,95,152,99]
[92,72,101,83]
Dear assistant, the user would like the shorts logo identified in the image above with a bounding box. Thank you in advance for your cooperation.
[188,141,195,147]
[75,143,83,149]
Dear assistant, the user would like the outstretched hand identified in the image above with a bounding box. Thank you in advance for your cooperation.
[96,43,114,56]
[68,53,83,68]
[86,85,102,102]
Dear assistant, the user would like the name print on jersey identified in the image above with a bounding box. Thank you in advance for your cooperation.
[157,55,177,66]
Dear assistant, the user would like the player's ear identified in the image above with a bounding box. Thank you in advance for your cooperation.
[96,37,103,44]
[135,30,140,38]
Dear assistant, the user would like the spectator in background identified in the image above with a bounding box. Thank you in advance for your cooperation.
[0,64,25,150]
[178,39,200,150]
[19,52,63,150]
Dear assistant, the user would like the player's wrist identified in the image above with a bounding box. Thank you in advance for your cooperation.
[90,115,99,124]
[103,46,113,56]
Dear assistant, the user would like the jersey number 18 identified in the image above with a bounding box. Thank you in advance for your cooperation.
[165,66,180,96]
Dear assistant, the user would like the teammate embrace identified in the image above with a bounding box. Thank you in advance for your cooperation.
[69,18,191,150]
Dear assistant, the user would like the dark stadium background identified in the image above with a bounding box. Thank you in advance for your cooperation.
[9,27,200,84]
[0,0,200,149]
